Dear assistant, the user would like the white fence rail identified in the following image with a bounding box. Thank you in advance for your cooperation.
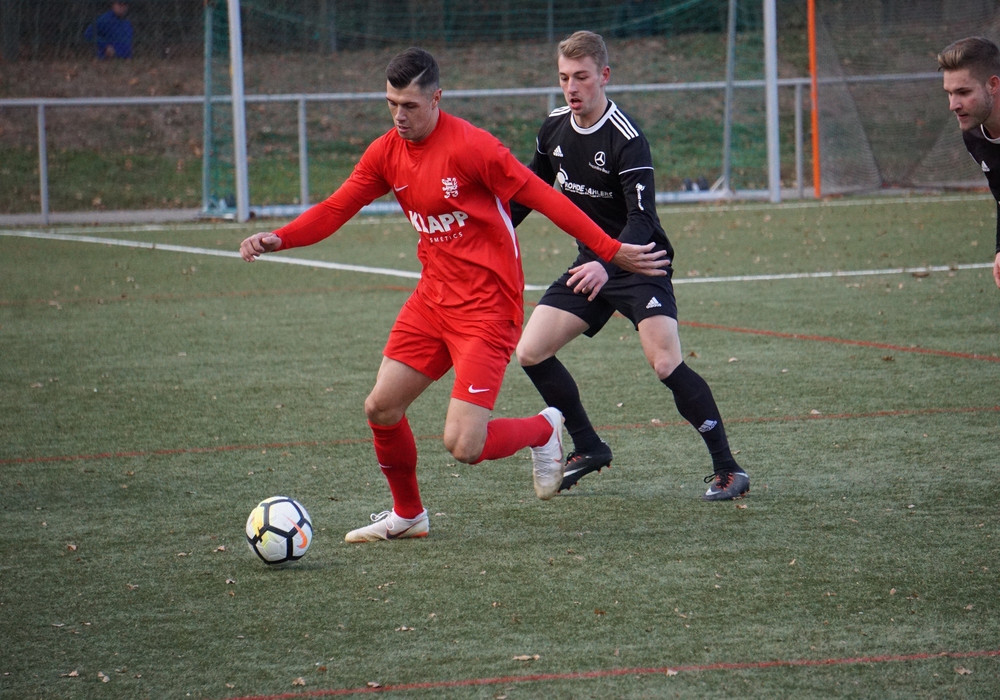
[0,72,948,224]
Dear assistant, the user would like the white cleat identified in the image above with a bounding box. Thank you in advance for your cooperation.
[344,509,429,542]
[530,407,565,500]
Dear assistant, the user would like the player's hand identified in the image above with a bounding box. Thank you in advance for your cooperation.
[240,232,283,262]
[611,242,670,277]
[566,261,609,301]
[993,252,1000,289]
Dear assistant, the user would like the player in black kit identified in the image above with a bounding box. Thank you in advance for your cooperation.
[511,30,749,500]
[938,36,1000,289]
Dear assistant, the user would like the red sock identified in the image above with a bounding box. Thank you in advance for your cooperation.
[473,414,552,463]
[369,416,423,519]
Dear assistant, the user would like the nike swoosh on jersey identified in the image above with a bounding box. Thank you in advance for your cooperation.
[468,385,491,394]
[394,184,408,191]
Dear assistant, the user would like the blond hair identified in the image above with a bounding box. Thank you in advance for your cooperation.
[558,30,609,70]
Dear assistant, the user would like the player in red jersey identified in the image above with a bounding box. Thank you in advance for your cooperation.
[240,47,668,542]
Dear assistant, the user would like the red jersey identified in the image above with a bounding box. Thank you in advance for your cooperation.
[274,110,620,324]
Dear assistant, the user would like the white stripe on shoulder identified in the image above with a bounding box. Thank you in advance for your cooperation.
[549,105,572,118]
[609,109,639,140]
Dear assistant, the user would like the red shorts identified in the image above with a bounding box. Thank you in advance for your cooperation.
[383,294,520,410]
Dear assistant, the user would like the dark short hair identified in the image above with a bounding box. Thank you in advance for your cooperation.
[386,48,440,93]
[938,36,1000,81]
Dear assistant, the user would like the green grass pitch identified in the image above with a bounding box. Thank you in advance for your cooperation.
[1,193,998,698]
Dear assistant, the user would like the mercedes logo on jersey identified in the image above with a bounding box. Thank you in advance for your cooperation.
[589,150,610,174]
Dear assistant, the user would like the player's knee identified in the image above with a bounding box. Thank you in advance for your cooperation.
[515,342,544,368]
[444,435,483,464]
[364,394,403,426]
[651,355,682,381]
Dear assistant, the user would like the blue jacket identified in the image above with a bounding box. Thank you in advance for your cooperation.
[84,11,133,59]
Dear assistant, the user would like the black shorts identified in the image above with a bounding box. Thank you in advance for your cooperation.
[536,265,677,337]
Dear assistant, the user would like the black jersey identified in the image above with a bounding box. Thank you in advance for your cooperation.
[512,100,674,270]
[962,126,1000,255]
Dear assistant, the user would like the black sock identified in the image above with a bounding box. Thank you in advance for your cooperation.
[522,356,603,452]
[661,362,738,472]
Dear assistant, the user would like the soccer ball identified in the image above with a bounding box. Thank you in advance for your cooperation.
[245,496,313,565]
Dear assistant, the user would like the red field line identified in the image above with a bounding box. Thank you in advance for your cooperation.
[225,648,1000,699]
[3,406,998,466]
[682,320,1000,362]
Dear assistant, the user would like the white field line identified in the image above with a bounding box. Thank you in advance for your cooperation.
[0,228,421,281]
[1,228,991,289]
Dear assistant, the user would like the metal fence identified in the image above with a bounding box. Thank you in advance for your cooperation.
[1,0,995,222]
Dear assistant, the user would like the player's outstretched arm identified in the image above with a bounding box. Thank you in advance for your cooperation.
[240,232,283,262]
[993,251,1000,288]
[512,175,669,276]
[612,242,671,277]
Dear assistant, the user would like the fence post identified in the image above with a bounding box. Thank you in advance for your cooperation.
[764,0,781,203]
[227,0,250,223]
[298,98,309,207]
[37,104,49,225]
[795,82,804,199]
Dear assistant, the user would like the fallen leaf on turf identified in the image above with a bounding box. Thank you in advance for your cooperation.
[98,672,110,683]
[61,670,79,678]
[666,669,679,676]
[955,667,972,675]
[395,626,415,632]
[292,677,306,686]
[367,681,382,688]
[513,654,540,661]
[890,588,896,595]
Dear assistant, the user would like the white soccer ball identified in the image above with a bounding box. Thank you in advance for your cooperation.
[245,496,313,565]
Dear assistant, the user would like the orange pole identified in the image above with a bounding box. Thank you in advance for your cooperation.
[808,0,821,198]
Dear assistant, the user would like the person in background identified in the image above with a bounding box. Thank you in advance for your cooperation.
[84,1,133,60]
[938,36,1000,289]
[512,31,750,500]
[239,47,669,542]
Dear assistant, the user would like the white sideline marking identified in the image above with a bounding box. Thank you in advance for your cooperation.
[0,228,991,288]
[0,229,421,280]
[672,263,992,284]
